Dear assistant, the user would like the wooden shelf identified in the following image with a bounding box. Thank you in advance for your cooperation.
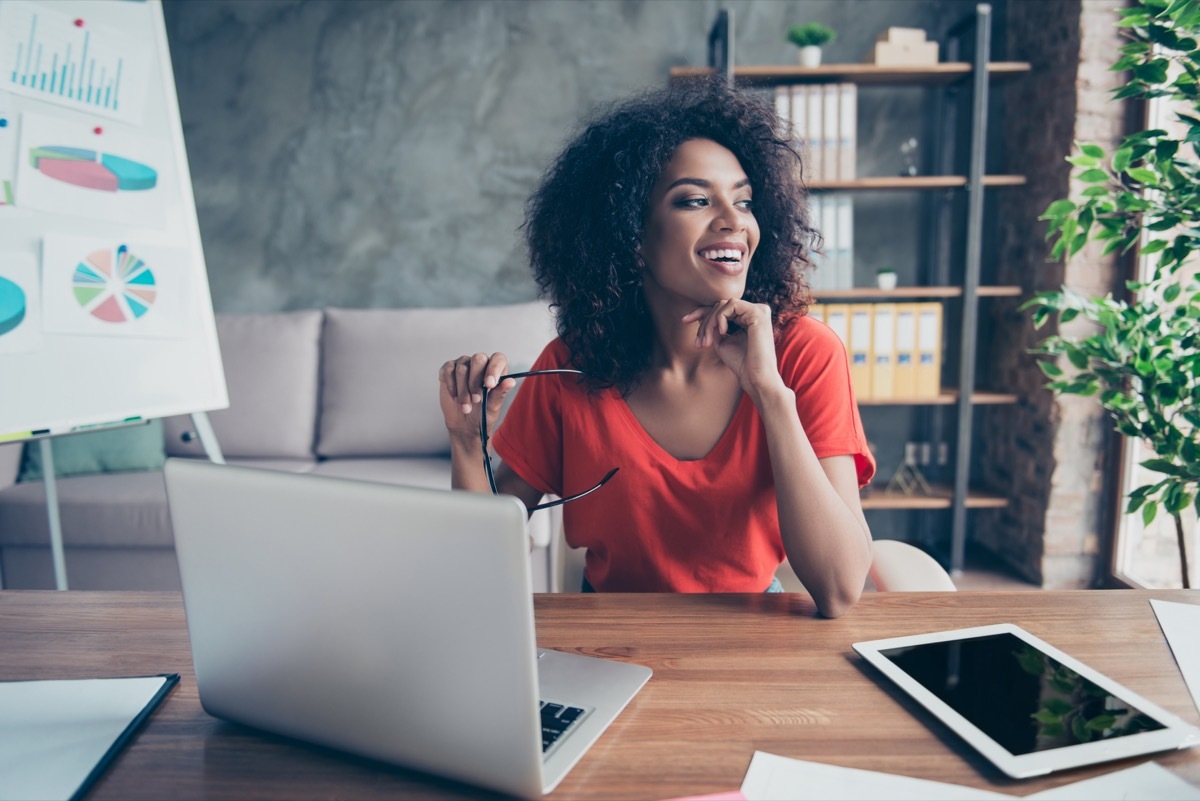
[814,285,1022,300]
[669,62,1031,86]
[858,389,1018,407]
[809,175,1026,190]
[860,485,1010,510]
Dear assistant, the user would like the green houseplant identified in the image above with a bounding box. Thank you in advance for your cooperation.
[1022,0,1200,588]
[787,23,836,67]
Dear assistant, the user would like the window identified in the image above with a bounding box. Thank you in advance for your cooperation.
[1109,80,1199,589]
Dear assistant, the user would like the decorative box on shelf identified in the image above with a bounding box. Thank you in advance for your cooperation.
[868,27,939,67]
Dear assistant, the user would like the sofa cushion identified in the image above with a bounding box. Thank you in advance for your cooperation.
[0,470,174,548]
[164,310,324,459]
[317,301,557,458]
[309,457,554,549]
[18,420,166,482]
[310,457,452,489]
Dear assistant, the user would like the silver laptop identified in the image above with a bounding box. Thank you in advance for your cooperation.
[163,458,651,799]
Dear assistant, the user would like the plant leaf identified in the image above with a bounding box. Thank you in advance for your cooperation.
[1045,199,1076,217]
[1112,147,1134,172]
[1038,361,1065,379]
[1127,167,1159,184]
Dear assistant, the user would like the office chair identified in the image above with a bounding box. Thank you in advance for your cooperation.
[773,540,957,593]
[555,535,957,593]
[865,540,958,592]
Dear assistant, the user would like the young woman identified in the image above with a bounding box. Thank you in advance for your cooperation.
[438,78,874,617]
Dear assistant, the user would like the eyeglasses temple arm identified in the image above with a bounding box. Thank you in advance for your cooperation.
[529,467,619,512]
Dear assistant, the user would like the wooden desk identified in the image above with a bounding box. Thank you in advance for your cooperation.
[1,590,1197,800]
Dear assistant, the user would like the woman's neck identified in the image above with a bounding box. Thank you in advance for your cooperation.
[642,294,725,378]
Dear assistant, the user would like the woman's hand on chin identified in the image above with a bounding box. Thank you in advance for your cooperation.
[681,300,785,401]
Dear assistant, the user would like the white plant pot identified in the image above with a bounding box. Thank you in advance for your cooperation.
[798,46,822,67]
[876,272,898,291]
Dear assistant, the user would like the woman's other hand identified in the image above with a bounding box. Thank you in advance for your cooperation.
[438,352,517,446]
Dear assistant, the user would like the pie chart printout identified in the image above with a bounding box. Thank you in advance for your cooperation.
[72,245,156,323]
[0,275,25,335]
[30,145,158,192]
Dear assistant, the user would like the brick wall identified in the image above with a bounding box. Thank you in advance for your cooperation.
[975,0,1128,587]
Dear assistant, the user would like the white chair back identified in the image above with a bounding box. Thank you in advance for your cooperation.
[555,536,958,593]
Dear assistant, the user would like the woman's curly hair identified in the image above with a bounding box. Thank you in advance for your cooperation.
[522,75,816,395]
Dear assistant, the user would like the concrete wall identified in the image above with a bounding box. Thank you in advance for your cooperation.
[162,0,971,312]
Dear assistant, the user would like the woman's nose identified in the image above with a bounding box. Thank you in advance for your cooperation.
[710,199,742,231]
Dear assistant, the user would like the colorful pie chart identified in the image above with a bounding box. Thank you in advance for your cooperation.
[30,145,158,192]
[72,245,156,323]
[0,276,25,336]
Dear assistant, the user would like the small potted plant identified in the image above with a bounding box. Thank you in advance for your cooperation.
[876,268,898,291]
[787,23,836,67]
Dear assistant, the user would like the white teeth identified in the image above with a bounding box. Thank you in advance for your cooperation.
[701,248,742,261]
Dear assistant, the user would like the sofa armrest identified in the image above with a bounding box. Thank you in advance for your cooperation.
[0,443,23,491]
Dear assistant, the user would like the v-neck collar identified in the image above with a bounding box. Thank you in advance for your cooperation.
[606,387,752,468]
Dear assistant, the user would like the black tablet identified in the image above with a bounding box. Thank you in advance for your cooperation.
[854,623,1200,778]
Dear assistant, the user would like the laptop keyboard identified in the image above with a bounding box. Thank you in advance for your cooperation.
[539,700,586,752]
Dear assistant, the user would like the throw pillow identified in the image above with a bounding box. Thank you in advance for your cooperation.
[17,419,166,482]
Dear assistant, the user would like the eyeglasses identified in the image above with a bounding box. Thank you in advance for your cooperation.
[480,368,619,512]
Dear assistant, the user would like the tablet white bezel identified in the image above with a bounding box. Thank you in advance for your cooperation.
[852,623,1200,779]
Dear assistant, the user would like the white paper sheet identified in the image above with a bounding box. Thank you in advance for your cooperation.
[0,1,151,125]
[739,751,1011,800]
[41,233,191,339]
[0,250,41,354]
[0,97,16,207]
[1151,599,1200,716]
[1026,761,1200,800]
[0,675,172,801]
[15,111,170,229]
[739,752,1200,801]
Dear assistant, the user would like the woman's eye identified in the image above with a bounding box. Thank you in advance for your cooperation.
[676,196,708,208]
[737,198,754,210]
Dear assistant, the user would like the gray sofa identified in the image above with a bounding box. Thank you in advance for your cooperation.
[0,301,568,591]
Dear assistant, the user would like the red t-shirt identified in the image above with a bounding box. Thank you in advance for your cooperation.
[492,314,875,592]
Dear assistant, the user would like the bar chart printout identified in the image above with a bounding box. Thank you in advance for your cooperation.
[0,0,150,125]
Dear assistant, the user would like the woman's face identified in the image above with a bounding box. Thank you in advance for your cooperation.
[639,137,760,309]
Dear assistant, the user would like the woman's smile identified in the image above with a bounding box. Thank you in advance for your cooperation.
[697,240,749,276]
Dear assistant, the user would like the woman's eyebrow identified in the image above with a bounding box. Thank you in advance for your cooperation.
[664,177,752,191]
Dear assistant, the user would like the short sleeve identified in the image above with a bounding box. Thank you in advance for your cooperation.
[490,340,568,496]
[778,316,876,486]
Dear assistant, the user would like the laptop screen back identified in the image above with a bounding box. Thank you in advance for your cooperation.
[164,458,546,797]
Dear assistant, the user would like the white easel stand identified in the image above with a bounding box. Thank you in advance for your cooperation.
[37,411,224,591]
[189,411,225,465]
[38,439,69,591]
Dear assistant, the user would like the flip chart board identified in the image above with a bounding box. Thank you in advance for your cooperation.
[0,0,227,440]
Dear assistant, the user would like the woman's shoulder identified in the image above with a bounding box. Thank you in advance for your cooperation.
[777,311,843,355]
[530,336,572,370]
